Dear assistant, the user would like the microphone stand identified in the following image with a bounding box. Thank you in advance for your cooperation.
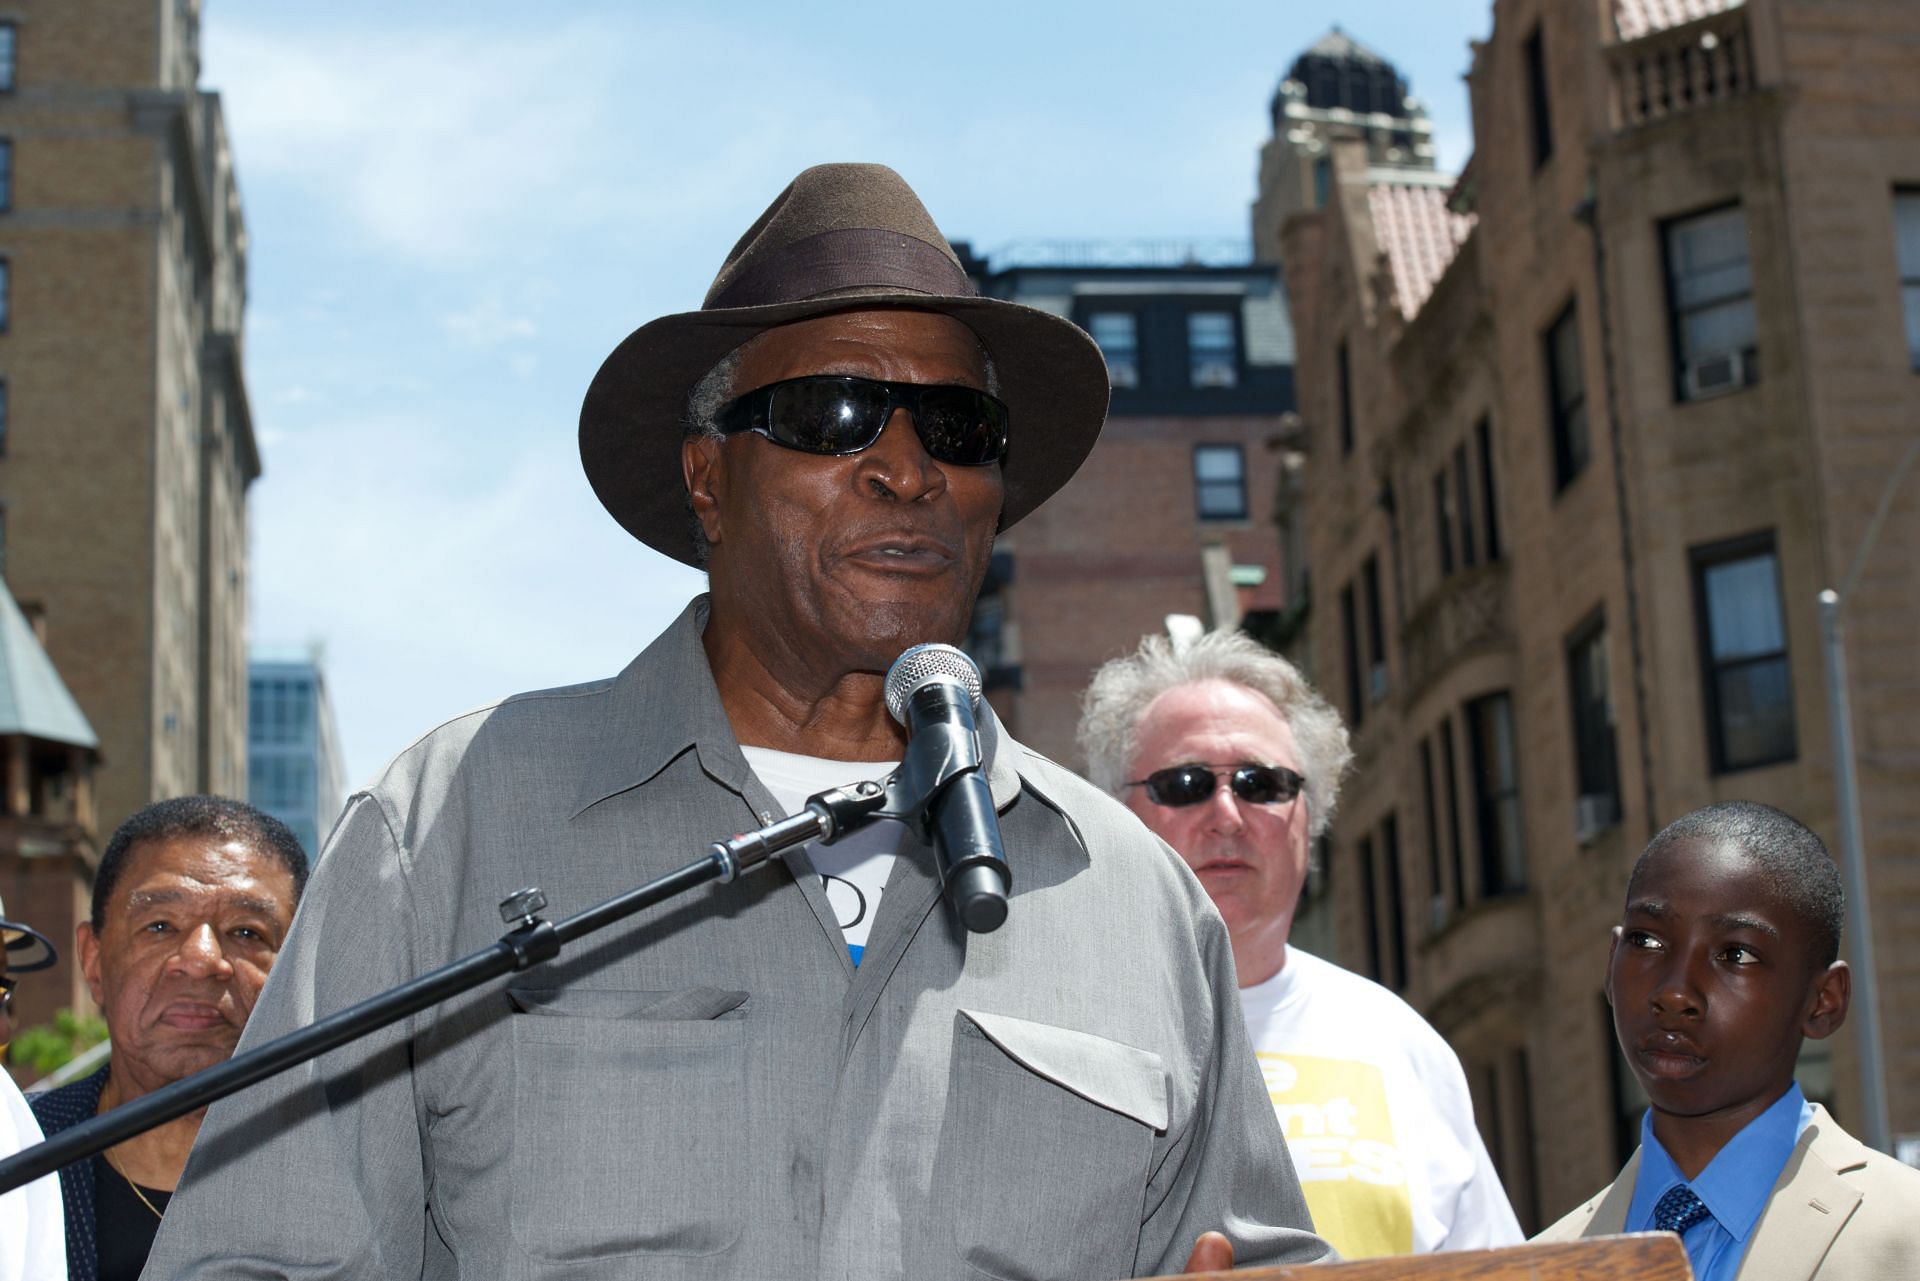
[0,780,891,1195]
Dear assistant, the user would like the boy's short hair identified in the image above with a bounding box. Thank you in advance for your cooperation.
[93,795,310,931]
[1629,800,1844,969]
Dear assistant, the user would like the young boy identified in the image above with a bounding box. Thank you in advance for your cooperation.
[1536,800,1920,1278]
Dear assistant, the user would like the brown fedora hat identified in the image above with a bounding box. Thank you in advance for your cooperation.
[579,163,1111,567]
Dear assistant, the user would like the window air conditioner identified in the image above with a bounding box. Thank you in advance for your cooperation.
[1683,349,1746,399]
[1575,793,1620,844]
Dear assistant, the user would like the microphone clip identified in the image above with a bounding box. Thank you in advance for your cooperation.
[875,679,986,829]
[878,674,1012,932]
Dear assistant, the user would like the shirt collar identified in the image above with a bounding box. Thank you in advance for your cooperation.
[1630,1082,1809,1243]
[569,595,1021,817]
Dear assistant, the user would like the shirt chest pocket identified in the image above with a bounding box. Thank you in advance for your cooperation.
[506,986,749,1270]
[934,1009,1168,1281]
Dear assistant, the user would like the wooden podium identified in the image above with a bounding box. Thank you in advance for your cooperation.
[1159,1233,1691,1280]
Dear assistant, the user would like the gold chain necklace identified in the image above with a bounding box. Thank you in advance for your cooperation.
[103,1150,166,1221]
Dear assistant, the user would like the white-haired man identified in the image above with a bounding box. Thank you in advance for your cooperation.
[1080,629,1523,1259]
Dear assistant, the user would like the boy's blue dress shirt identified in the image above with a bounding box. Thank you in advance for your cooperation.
[1626,1083,1814,1281]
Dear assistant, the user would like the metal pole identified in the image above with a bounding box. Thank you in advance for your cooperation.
[1818,588,1891,1154]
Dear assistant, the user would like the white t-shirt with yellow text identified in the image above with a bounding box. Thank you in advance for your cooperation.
[1239,946,1523,1259]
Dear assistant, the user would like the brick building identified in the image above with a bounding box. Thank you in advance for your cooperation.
[1271,0,1920,1227]
[0,0,258,850]
[959,243,1301,765]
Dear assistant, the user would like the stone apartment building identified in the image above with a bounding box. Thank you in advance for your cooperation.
[0,0,257,855]
[1270,0,1920,1228]
[960,244,1300,765]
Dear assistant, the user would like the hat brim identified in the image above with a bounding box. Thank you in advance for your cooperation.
[2,921,57,972]
[579,293,1111,567]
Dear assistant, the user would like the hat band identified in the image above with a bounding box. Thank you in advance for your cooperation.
[707,227,976,310]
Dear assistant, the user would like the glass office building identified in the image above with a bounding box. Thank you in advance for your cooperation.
[247,657,346,865]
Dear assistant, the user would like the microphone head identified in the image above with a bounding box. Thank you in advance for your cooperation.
[884,644,984,725]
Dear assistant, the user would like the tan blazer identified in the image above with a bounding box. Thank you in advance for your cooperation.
[1536,1105,1920,1280]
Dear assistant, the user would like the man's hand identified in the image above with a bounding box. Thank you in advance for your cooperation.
[1182,1231,1235,1274]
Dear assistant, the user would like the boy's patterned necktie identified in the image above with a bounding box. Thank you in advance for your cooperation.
[1654,1183,1712,1235]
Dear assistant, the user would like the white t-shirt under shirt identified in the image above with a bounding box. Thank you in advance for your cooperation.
[1,1070,67,1281]
[741,746,903,967]
[1239,946,1523,1259]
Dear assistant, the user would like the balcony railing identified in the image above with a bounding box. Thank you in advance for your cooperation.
[1608,5,1755,131]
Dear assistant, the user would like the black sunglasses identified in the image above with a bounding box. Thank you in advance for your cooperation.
[1126,763,1307,809]
[0,975,13,1015]
[716,374,1010,467]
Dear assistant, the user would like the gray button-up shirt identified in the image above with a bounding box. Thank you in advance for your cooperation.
[145,600,1325,1280]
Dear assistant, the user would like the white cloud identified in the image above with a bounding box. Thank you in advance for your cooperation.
[441,297,538,347]
[206,15,894,274]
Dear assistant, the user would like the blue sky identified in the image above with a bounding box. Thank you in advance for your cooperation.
[202,0,1494,786]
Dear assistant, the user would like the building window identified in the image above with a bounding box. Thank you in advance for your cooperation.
[1340,581,1363,727]
[1312,154,1332,208]
[1419,737,1445,927]
[1379,813,1407,992]
[1524,25,1553,169]
[0,138,12,213]
[1357,832,1380,980]
[1193,444,1247,521]
[1544,301,1588,490]
[0,257,10,332]
[0,378,8,457]
[1336,340,1354,455]
[1187,311,1239,388]
[1362,554,1387,703]
[1567,613,1621,841]
[1088,311,1140,389]
[1476,417,1502,561]
[967,591,1013,672]
[0,24,15,94]
[1436,428,1500,586]
[1479,1050,1541,1232]
[1608,997,1649,1166]
[1454,443,1477,568]
[1467,691,1526,896]
[1440,716,1467,911]
[1895,190,1920,370]
[1665,205,1758,399]
[964,551,1018,689]
[1693,533,1795,772]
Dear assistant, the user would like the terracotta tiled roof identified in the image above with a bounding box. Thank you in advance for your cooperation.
[1367,183,1474,319]
[1614,0,1742,41]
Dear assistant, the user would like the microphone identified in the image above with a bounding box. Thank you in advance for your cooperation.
[884,644,1010,933]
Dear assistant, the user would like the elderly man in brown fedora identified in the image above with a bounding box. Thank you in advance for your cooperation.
[145,164,1328,1280]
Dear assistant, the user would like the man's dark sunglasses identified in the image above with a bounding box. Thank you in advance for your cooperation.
[0,975,13,1015]
[716,374,1010,467]
[1126,763,1307,809]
